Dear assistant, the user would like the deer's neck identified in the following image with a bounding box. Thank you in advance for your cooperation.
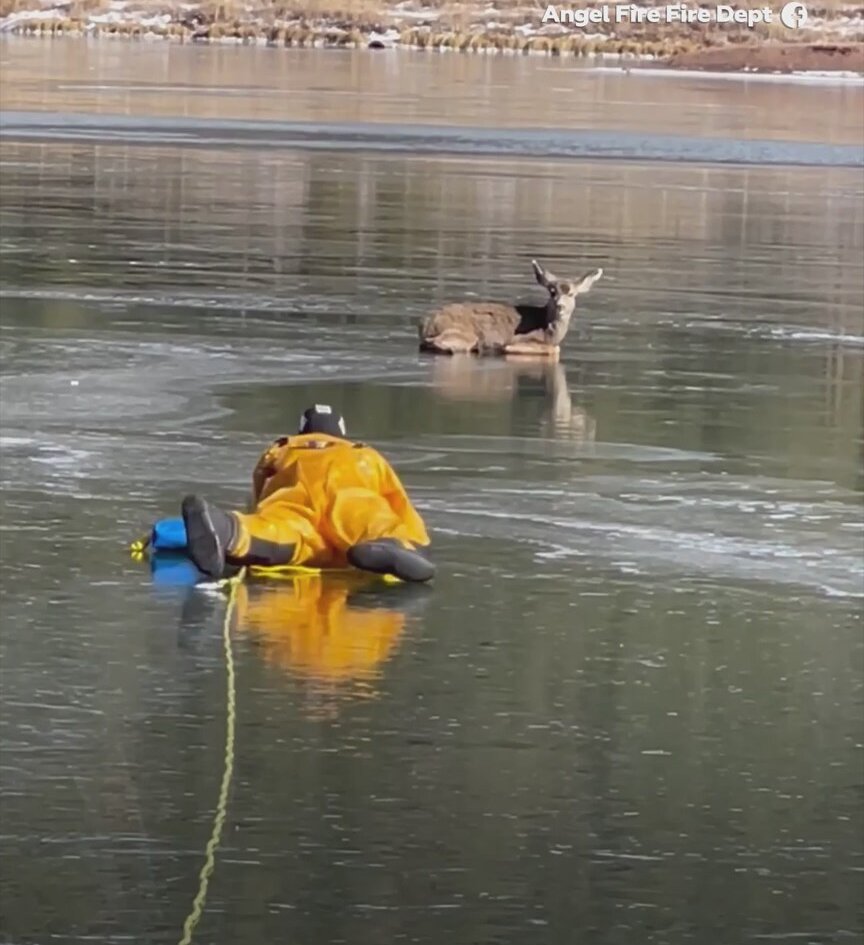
[514,303,553,335]
[547,307,574,345]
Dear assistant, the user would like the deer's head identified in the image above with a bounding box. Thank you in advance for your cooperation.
[532,259,603,345]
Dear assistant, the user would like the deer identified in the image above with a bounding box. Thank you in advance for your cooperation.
[418,259,603,358]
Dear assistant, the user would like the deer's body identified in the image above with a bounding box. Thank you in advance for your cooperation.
[418,260,603,358]
[419,301,551,355]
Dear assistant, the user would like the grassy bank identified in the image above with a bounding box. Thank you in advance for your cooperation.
[1,0,863,72]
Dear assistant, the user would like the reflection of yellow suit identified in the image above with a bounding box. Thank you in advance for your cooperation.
[234,577,405,686]
[229,432,430,569]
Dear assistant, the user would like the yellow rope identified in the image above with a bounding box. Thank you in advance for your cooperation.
[125,536,398,940]
[247,562,400,585]
[177,566,246,945]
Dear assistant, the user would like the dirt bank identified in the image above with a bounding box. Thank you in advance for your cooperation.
[664,41,864,73]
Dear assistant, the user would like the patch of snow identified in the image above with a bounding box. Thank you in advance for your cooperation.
[789,69,864,79]
[139,13,172,27]
[368,27,401,46]
[0,9,61,29]
[590,64,864,84]
[88,11,131,24]
[387,6,440,20]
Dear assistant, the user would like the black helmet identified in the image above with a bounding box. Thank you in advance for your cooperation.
[298,404,347,438]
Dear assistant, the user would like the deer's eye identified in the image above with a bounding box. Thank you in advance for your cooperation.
[550,286,558,297]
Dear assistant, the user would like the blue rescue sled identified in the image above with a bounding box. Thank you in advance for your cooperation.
[149,516,188,551]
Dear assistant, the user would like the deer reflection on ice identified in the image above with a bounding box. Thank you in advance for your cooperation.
[430,357,596,442]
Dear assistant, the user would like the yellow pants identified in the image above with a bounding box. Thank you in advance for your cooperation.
[230,483,424,570]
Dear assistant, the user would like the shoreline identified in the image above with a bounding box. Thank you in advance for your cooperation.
[1,1,863,75]
[2,30,862,77]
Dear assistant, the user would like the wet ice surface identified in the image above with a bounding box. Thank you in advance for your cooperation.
[4,109,863,167]
[0,310,864,594]
[1,43,863,945]
[1,304,861,598]
[1,328,861,600]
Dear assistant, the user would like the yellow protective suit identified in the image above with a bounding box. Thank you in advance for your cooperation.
[227,432,430,569]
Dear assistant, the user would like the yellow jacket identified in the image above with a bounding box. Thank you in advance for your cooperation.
[249,432,430,547]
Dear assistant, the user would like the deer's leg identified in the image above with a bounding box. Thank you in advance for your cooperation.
[503,344,559,359]
[503,329,559,359]
[420,330,478,355]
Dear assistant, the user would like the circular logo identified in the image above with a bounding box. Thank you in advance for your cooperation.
[779,1,809,28]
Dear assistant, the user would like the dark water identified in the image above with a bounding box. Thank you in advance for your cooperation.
[1,41,863,945]
[3,110,863,166]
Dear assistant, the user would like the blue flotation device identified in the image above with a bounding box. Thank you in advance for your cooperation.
[138,517,200,587]
[148,551,202,586]
[150,516,188,551]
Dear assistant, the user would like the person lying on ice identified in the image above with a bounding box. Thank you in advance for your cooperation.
[180,404,435,584]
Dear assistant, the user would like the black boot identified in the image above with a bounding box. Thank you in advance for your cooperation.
[181,495,237,579]
[348,539,435,584]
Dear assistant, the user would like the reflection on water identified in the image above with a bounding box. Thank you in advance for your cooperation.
[0,43,862,945]
[156,562,425,717]
[430,359,598,442]
[1,40,863,146]
[236,577,413,707]
[1,141,862,345]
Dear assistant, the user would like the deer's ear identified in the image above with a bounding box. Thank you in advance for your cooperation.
[532,259,557,288]
[570,268,603,296]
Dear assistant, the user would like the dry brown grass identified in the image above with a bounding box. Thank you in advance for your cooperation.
[5,0,856,20]
[2,0,860,58]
